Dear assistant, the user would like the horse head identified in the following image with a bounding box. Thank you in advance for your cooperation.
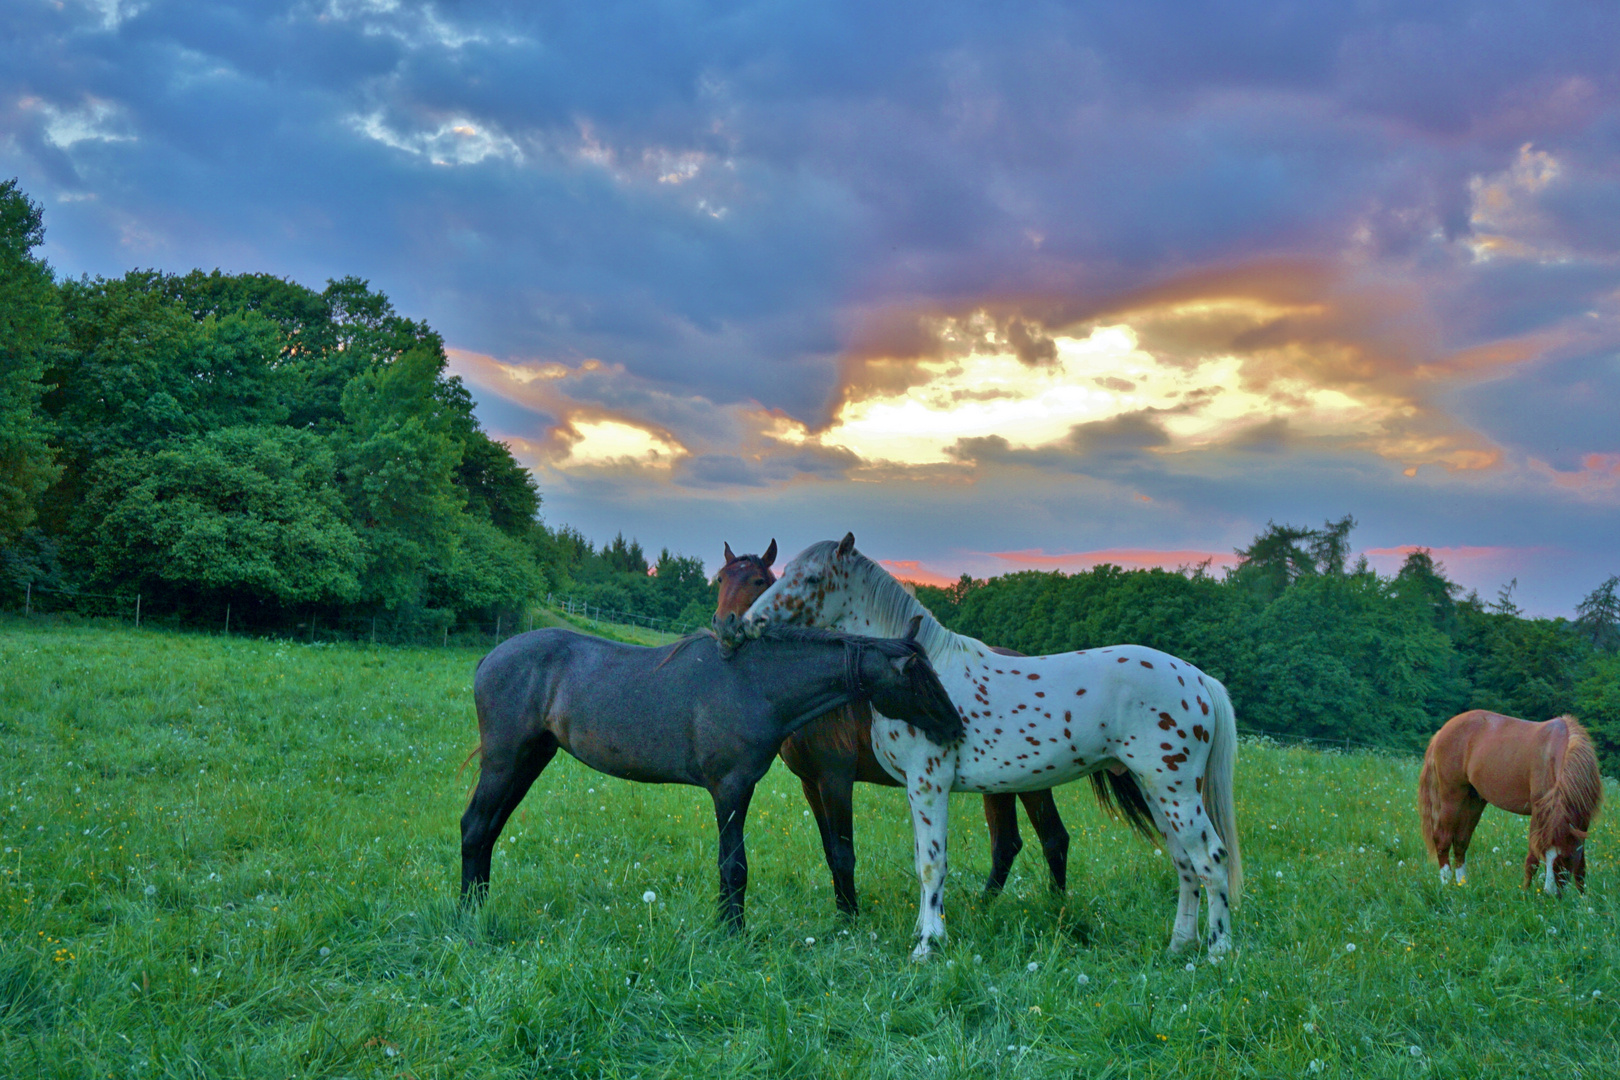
[715,540,777,620]
[858,618,962,747]
[743,532,862,630]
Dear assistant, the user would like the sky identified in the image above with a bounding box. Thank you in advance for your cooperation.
[4,0,1619,617]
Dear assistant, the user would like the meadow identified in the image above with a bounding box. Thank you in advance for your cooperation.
[2,618,1618,1079]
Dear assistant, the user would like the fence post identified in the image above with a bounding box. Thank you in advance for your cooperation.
[24,582,30,617]
[371,617,376,645]
[134,593,141,629]
[443,625,449,648]
[225,603,231,636]
[495,615,502,642]
[309,615,316,643]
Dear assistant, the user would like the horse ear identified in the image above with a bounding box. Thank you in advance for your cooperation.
[837,532,856,558]
[762,539,777,568]
[904,614,923,642]
[890,653,916,675]
[724,541,736,565]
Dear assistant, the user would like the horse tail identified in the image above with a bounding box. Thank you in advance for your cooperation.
[1089,771,1158,842]
[1417,743,1440,859]
[1201,676,1242,904]
[1532,716,1604,856]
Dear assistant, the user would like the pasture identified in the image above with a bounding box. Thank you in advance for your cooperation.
[2,619,1618,1078]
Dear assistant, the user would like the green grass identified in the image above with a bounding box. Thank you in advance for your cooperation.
[2,617,1618,1078]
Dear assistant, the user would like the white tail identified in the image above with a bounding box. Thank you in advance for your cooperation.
[1201,676,1243,904]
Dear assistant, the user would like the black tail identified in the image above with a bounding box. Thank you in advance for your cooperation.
[1090,770,1158,841]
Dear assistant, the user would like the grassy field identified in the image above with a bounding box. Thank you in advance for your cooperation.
[2,618,1618,1079]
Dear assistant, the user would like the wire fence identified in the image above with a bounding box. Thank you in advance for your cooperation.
[546,593,703,637]
[0,582,1438,758]
[0,582,695,648]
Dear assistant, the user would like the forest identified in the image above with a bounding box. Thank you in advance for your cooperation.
[3,177,1617,757]
[0,179,715,639]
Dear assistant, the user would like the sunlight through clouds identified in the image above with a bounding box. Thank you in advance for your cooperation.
[561,419,685,469]
[812,318,1420,467]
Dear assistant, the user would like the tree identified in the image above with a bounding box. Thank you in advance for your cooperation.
[0,179,62,543]
[77,426,363,610]
[1575,576,1620,653]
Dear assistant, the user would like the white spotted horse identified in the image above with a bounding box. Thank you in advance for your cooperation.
[745,534,1243,960]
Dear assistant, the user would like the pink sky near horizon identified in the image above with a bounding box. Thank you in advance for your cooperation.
[880,542,1569,613]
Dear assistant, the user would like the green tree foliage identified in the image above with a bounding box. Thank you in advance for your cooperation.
[0,179,62,542]
[77,426,363,609]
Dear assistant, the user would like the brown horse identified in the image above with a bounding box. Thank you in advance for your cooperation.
[1419,710,1603,894]
[716,541,1154,916]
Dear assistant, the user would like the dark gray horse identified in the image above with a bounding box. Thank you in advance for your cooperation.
[461,616,963,929]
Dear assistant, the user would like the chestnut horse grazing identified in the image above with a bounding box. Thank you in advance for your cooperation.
[1419,710,1602,894]
[717,542,1093,916]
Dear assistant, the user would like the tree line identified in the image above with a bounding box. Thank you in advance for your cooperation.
[0,179,714,636]
[914,517,1620,760]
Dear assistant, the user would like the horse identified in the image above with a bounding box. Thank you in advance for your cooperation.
[744,533,1241,960]
[460,616,963,931]
[716,540,1081,914]
[1419,710,1602,894]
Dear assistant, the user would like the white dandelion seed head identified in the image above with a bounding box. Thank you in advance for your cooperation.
[1076,973,1090,985]
[1309,1060,1324,1074]
[1275,871,1283,879]
[805,937,816,945]
[1303,1022,1316,1033]
[319,946,331,957]
[642,890,656,904]
[1027,961,1039,972]
[1345,942,1356,952]
[1184,962,1196,972]
[1409,1046,1422,1057]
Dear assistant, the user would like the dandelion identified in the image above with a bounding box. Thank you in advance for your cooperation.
[1345,942,1356,953]
[1593,990,1602,999]
[144,885,156,897]
[1275,871,1283,879]
[1304,1022,1316,1033]
[1308,1060,1324,1074]
[870,931,878,941]
[805,937,816,945]
[642,890,656,904]
[1409,1046,1422,1058]
[1027,961,1039,972]
[1076,973,1090,985]
[319,946,331,958]
[973,954,983,964]
[1184,962,1195,972]
[1492,846,1499,853]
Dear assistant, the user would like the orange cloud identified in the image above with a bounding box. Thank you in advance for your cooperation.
[878,560,959,588]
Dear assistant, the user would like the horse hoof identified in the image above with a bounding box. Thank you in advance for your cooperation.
[909,941,934,963]
[1166,937,1194,956]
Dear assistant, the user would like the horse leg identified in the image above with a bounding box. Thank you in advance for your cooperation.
[906,773,953,962]
[1019,789,1070,893]
[1144,785,1234,955]
[981,793,1023,897]
[710,778,758,931]
[1160,829,1203,955]
[1450,791,1487,887]
[460,732,558,901]
[814,771,860,916]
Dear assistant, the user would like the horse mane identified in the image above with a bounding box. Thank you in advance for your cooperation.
[1529,715,1604,856]
[748,620,931,662]
[821,542,968,663]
